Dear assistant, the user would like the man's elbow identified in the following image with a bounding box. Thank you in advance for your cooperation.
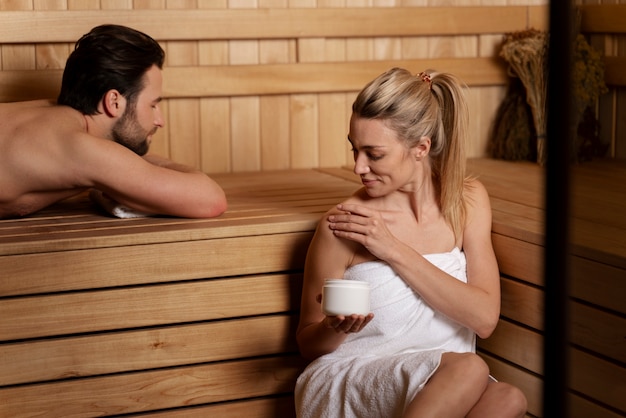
[205,196,227,217]
[188,191,227,218]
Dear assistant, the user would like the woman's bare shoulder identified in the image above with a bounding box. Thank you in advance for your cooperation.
[464,177,490,208]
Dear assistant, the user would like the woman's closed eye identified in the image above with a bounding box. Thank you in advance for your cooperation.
[352,148,384,161]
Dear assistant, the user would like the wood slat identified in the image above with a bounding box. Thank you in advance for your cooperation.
[0,212,320,254]
[570,255,626,315]
[480,353,543,417]
[569,394,626,418]
[477,319,543,375]
[0,7,531,44]
[0,232,311,297]
[0,314,298,386]
[605,57,626,87]
[132,396,297,418]
[570,302,626,364]
[164,58,508,98]
[0,169,357,255]
[0,356,305,417]
[569,349,626,414]
[492,234,544,286]
[500,277,544,330]
[580,4,626,34]
[0,58,508,103]
[0,274,301,340]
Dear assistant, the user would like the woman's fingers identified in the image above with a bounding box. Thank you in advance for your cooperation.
[324,314,374,334]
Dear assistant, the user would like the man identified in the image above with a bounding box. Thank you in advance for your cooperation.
[0,24,227,219]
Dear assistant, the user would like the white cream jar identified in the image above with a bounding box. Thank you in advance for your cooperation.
[321,279,371,316]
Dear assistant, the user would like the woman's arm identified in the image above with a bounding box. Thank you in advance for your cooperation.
[296,207,374,361]
[328,180,500,338]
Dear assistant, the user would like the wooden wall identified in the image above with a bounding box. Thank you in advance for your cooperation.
[0,0,547,175]
[580,1,626,159]
[1,1,623,167]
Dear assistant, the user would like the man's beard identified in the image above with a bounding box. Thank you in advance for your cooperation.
[112,106,152,156]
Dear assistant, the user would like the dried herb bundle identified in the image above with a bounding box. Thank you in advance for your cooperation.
[500,29,549,164]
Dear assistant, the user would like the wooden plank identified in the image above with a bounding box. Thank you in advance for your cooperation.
[570,301,626,364]
[570,255,626,315]
[0,273,301,340]
[0,57,509,102]
[569,349,626,414]
[132,396,296,418]
[570,218,626,270]
[477,319,543,375]
[0,314,298,386]
[0,7,531,43]
[165,58,508,96]
[500,277,544,330]
[468,158,544,208]
[580,4,626,34]
[0,355,305,417]
[0,232,312,296]
[569,394,626,418]
[480,353,543,417]
[492,234,544,286]
[604,56,626,87]
[0,68,62,102]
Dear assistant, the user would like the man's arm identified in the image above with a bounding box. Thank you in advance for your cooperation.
[77,139,227,218]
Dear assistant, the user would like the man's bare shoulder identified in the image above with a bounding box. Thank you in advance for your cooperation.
[0,100,82,139]
[0,101,103,213]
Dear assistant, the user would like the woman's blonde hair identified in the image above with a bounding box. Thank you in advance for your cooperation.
[352,67,469,240]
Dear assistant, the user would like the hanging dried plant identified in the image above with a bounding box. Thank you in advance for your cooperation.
[500,29,549,164]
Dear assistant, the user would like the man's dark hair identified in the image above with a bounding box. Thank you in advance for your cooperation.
[57,24,165,114]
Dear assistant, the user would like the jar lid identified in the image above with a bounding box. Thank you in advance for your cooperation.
[324,279,370,289]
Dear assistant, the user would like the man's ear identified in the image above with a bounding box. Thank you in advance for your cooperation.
[101,90,126,118]
[412,136,431,160]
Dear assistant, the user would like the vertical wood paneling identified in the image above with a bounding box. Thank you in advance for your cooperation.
[259,15,293,170]
[290,94,319,168]
[197,1,229,171]
[231,96,262,171]
[165,22,202,167]
[169,98,202,167]
[200,98,231,173]
[228,0,261,172]
[1,0,620,167]
[67,0,99,9]
[261,96,291,170]
[33,0,67,9]
[319,93,349,168]
[33,0,68,74]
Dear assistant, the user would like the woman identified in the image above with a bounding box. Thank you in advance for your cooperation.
[295,68,527,417]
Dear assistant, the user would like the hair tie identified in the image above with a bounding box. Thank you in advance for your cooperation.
[418,71,432,90]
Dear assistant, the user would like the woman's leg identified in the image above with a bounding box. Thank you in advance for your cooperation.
[466,381,528,418]
[403,352,490,418]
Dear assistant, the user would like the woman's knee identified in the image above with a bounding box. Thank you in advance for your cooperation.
[440,352,490,381]
[498,383,528,417]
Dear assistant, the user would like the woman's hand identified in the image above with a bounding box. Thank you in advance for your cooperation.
[314,293,374,334]
[323,313,374,334]
[327,203,399,262]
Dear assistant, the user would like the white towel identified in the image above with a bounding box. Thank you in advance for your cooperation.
[89,189,153,219]
[295,248,475,418]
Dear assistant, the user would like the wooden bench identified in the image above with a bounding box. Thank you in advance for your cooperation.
[468,159,626,418]
[1,160,624,417]
[0,169,362,417]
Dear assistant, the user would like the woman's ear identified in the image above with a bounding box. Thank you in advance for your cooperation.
[412,136,431,160]
[101,89,126,118]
